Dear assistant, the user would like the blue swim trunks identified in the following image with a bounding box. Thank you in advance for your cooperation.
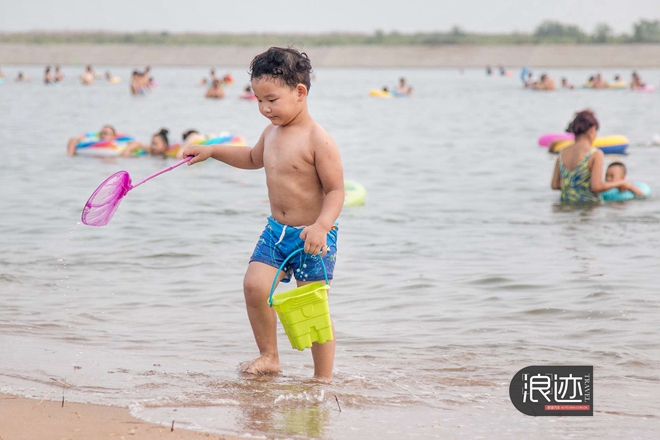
[249,216,338,283]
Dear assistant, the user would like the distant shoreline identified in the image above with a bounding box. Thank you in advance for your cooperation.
[2,44,660,68]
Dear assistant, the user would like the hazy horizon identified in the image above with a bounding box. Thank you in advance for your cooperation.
[1,0,659,35]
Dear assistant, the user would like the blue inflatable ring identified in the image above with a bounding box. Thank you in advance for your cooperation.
[602,182,651,202]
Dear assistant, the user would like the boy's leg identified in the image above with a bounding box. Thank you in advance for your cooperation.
[298,280,335,381]
[311,321,335,381]
[240,261,283,375]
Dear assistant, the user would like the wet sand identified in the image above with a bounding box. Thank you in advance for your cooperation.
[1,43,660,67]
[0,393,243,440]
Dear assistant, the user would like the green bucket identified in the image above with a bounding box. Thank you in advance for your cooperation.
[268,249,333,351]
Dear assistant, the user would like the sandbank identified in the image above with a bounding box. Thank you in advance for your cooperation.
[0,393,244,440]
[1,44,660,68]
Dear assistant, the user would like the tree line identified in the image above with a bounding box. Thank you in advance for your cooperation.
[1,20,659,46]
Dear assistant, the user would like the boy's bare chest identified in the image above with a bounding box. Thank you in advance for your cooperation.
[263,135,314,175]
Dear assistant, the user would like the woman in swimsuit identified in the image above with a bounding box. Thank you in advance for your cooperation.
[551,110,635,203]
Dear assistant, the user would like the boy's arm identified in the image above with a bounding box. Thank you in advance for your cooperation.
[624,181,646,196]
[184,131,265,170]
[299,133,344,256]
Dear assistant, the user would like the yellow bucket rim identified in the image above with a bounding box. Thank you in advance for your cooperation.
[271,282,329,307]
[268,248,329,307]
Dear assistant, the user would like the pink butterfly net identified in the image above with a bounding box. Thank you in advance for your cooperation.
[81,157,191,227]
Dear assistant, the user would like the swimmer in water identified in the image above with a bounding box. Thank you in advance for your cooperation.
[240,85,256,100]
[605,162,645,197]
[205,78,225,99]
[81,65,94,85]
[15,72,32,82]
[54,65,64,83]
[533,74,556,91]
[551,110,634,203]
[630,71,647,89]
[67,124,115,156]
[591,73,608,89]
[121,128,171,157]
[44,66,54,85]
[396,77,412,95]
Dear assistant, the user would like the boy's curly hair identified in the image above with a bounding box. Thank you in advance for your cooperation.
[249,47,312,92]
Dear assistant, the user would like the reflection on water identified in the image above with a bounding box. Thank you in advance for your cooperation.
[1,66,660,438]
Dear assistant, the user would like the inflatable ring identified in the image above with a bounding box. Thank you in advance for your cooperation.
[390,89,410,98]
[370,89,393,98]
[344,180,366,206]
[165,132,247,158]
[633,85,655,92]
[609,82,628,89]
[538,133,574,147]
[75,132,141,157]
[550,135,629,155]
[602,182,651,202]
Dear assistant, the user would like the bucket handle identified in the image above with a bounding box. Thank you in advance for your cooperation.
[268,248,329,307]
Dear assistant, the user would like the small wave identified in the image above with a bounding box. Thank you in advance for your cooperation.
[274,389,325,405]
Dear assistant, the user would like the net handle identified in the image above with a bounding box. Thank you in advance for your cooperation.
[268,248,329,307]
[131,156,192,189]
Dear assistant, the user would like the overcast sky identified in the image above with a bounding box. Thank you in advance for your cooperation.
[1,0,659,34]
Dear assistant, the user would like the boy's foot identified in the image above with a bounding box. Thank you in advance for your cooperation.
[239,354,280,375]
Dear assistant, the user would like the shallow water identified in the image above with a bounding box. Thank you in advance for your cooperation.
[1,66,660,439]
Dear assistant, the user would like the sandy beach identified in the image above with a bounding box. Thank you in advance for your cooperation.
[1,43,660,67]
[0,393,245,440]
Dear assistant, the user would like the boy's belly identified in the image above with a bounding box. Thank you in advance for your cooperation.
[267,183,324,227]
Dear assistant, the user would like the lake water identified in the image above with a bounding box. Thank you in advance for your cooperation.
[1,66,659,439]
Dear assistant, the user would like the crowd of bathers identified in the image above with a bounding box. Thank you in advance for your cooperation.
[0,65,255,99]
[521,70,649,91]
[66,124,230,158]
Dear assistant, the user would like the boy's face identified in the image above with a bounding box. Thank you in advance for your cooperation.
[605,166,625,182]
[252,76,306,126]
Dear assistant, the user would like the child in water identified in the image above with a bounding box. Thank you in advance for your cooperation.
[240,85,257,100]
[551,110,634,202]
[605,162,645,197]
[121,128,170,156]
[182,47,344,380]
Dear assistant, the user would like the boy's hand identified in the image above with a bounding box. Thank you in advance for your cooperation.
[299,223,329,257]
[617,180,635,192]
[182,145,212,165]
